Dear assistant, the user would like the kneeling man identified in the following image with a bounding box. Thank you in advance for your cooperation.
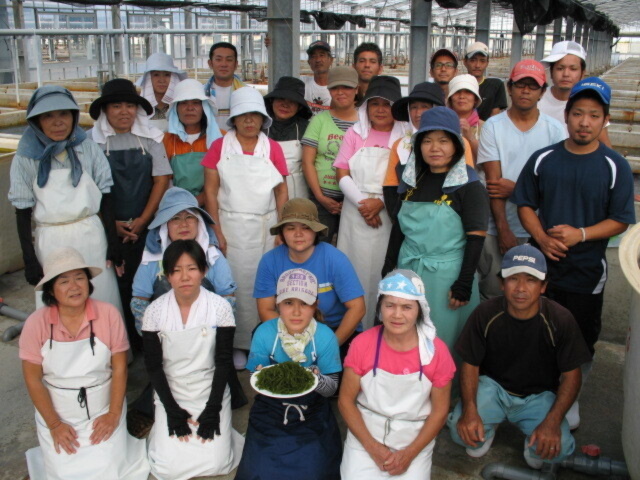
[447,244,591,468]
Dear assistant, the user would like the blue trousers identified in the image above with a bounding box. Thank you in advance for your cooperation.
[447,376,575,463]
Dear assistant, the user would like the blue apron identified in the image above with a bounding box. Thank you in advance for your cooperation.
[235,336,342,480]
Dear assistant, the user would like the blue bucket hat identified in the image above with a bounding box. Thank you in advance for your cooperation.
[414,106,464,150]
[26,85,80,120]
[569,77,611,105]
[148,187,215,230]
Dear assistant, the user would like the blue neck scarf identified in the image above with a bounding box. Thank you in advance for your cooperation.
[16,88,87,188]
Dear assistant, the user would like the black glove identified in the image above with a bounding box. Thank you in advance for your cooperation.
[196,326,235,440]
[142,331,192,436]
[450,234,486,302]
[99,193,123,267]
[15,208,43,285]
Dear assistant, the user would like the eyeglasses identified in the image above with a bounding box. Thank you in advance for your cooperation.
[168,214,199,225]
[434,62,456,70]
[512,80,542,91]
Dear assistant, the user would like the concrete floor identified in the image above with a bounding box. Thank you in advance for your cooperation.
[0,268,631,480]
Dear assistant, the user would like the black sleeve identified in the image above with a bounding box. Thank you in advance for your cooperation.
[458,181,490,233]
[15,208,43,286]
[197,326,235,440]
[495,79,508,110]
[454,303,489,367]
[450,234,485,302]
[546,301,593,372]
[382,218,405,277]
[99,193,123,267]
[383,186,400,221]
[142,331,191,436]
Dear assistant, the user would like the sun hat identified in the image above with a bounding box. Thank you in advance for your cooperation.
[391,82,445,122]
[327,66,359,89]
[264,76,312,120]
[269,198,329,236]
[35,247,102,291]
[501,244,547,281]
[465,42,489,59]
[430,48,458,68]
[148,187,215,230]
[541,41,586,64]
[226,86,272,129]
[360,75,402,106]
[89,78,153,120]
[510,60,546,87]
[135,52,187,87]
[307,40,331,56]
[569,77,611,105]
[414,106,464,149]
[276,268,318,305]
[447,74,482,106]
[26,85,79,120]
[170,78,210,104]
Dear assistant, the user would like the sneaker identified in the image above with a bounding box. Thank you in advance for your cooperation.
[233,348,247,370]
[524,439,544,469]
[465,434,495,458]
[566,400,580,430]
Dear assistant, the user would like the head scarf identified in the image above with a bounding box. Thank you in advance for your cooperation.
[91,106,164,145]
[16,86,87,188]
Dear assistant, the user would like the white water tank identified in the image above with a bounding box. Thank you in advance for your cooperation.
[619,223,640,480]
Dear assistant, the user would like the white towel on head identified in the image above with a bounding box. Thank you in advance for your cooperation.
[140,72,182,108]
[91,106,164,145]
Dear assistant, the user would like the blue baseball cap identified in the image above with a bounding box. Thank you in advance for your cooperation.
[501,244,547,281]
[569,77,611,105]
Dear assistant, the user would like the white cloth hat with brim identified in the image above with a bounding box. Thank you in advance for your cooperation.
[170,78,216,109]
[541,41,586,64]
[35,247,102,291]
[226,86,272,130]
[447,74,482,107]
[135,52,187,86]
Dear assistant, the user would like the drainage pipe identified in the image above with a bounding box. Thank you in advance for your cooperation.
[481,463,555,480]
[1,301,30,342]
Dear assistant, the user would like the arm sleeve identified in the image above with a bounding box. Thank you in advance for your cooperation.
[454,308,486,367]
[148,139,173,176]
[314,372,339,397]
[338,175,366,206]
[343,332,367,376]
[132,263,157,298]
[18,313,46,365]
[253,252,278,299]
[15,208,43,286]
[131,297,150,335]
[332,250,365,303]
[332,128,358,170]
[459,180,490,232]
[476,120,499,166]
[301,114,322,147]
[511,155,540,209]
[208,254,237,297]
[450,234,485,302]
[315,327,342,375]
[201,137,224,169]
[99,193,122,266]
[86,141,114,193]
[495,81,508,110]
[8,154,36,209]
[106,305,130,354]
[383,140,401,187]
[268,139,289,176]
[383,219,405,277]
[552,304,593,372]
[607,157,636,224]
[246,323,273,372]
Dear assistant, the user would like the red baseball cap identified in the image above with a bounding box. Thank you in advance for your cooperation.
[510,59,546,87]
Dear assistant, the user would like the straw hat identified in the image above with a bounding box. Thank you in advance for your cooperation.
[35,247,102,291]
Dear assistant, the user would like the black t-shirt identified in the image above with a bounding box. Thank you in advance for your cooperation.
[455,296,591,396]
[477,77,508,121]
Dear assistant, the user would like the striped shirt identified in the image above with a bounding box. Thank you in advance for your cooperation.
[8,138,114,210]
[300,115,355,149]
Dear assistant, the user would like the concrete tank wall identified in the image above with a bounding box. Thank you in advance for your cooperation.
[0,152,23,275]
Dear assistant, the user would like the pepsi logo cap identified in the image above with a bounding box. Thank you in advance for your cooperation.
[501,244,547,281]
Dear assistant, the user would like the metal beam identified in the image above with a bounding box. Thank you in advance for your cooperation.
[552,17,562,44]
[510,17,522,70]
[408,0,431,89]
[475,0,491,45]
[534,24,546,60]
[267,0,300,88]
[566,17,574,41]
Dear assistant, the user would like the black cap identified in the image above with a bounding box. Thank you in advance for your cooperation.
[307,40,332,56]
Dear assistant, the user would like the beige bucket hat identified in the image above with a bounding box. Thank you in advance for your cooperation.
[269,198,329,236]
[35,247,102,291]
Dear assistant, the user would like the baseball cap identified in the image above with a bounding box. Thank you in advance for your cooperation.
[327,66,358,89]
[276,268,318,305]
[510,59,546,87]
[501,245,547,281]
[541,41,587,64]
[430,48,458,68]
[307,40,331,56]
[465,42,489,58]
[569,77,611,105]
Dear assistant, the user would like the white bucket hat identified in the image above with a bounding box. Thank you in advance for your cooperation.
[447,74,482,107]
[35,247,102,291]
[135,52,187,86]
[226,86,272,129]
[541,41,587,64]
[170,79,214,107]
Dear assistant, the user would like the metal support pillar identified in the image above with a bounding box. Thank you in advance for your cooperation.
[581,24,589,51]
[0,0,13,83]
[475,0,491,45]
[408,0,431,88]
[111,6,123,75]
[394,10,402,64]
[510,17,523,70]
[11,0,29,82]
[184,8,195,69]
[320,1,329,43]
[566,17,574,41]
[552,17,563,44]
[240,0,249,68]
[574,21,582,44]
[534,24,546,60]
[267,0,300,88]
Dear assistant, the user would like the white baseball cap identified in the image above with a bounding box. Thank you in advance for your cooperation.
[541,41,587,64]
[465,42,489,58]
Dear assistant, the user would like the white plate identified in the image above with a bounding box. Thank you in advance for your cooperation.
[250,364,318,399]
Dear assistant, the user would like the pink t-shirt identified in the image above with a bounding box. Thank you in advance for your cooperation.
[201,136,289,176]
[19,299,130,365]
[332,127,392,170]
[344,325,456,388]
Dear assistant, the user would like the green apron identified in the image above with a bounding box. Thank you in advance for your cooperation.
[397,199,479,351]
[171,151,206,196]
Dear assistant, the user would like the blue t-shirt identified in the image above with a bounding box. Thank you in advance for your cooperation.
[512,141,635,294]
[247,318,342,374]
[132,254,236,298]
[253,242,365,330]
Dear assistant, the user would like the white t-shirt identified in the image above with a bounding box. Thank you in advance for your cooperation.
[539,88,610,136]
[212,84,232,130]
[302,76,332,116]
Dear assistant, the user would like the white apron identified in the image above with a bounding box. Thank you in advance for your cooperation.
[32,169,123,316]
[217,147,283,350]
[147,326,243,480]
[25,334,149,480]
[336,145,392,330]
[279,124,308,200]
[341,329,435,480]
